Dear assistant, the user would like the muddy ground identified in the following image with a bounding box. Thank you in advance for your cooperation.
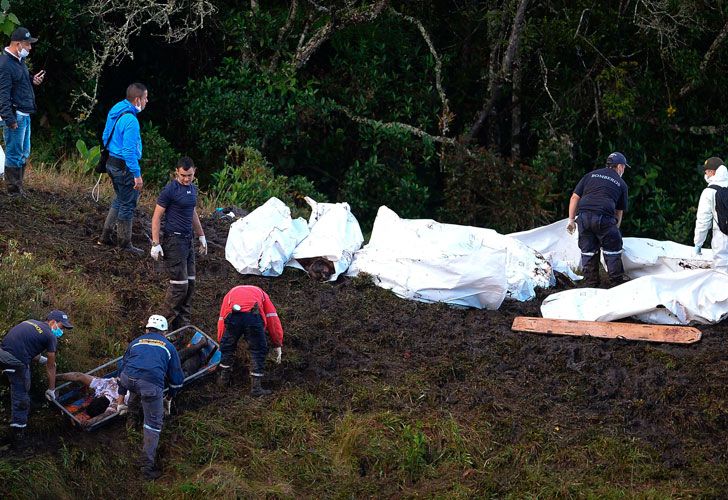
[1,182,728,495]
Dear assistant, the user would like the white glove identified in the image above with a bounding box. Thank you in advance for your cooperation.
[117,403,128,416]
[198,235,208,256]
[151,244,164,261]
[37,355,48,365]
[694,244,702,256]
[163,396,172,416]
[45,388,56,401]
[273,347,282,364]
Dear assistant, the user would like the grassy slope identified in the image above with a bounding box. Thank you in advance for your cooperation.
[0,162,727,498]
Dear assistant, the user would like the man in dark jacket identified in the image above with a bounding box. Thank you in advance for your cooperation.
[0,27,45,196]
[0,310,72,450]
[566,152,630,287]
[117,314,184,480]
[98,82,148,255]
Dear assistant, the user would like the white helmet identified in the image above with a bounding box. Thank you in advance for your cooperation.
[146,314,168,332]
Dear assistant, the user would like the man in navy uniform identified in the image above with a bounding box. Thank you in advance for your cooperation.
[150,156,207,330]
[0,310,72,449]
[567,152,630,287]
[117,314,184,480]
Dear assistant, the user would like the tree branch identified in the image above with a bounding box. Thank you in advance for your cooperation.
[294,0,389,70]
[679,19,728,98]
[388,8,452,135]
[465,0,529,143]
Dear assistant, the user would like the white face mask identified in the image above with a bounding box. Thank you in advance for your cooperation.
[18,47,29,58]
[705,174,713,184]
[134,104,142,112]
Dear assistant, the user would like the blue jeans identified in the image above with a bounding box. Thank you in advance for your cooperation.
[220,311,269,375]
[577,212,625,281]
[2,113,31,168]
[7,364,31,428]
[107,160,139,221]
[119,372,164,465]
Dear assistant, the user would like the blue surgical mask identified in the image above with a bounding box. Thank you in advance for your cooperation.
[18,47,29,58]
[52,327,63,338]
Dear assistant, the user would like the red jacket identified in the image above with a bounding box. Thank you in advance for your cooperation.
[217,285,284,347]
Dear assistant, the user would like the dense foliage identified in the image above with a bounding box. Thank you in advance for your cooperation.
[11,0,728,238]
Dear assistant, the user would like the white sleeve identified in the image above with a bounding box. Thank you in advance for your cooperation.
[695,188,715,246]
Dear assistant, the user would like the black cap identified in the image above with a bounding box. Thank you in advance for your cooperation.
[10,27,38,43]
[703,156,724,171]
[47,310,73,329]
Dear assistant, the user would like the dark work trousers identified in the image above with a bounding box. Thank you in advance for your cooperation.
[577,212,625,284]
[107,160,140,221]
[119,372,164,466]
[162,233,196,331]
[7,364,31,428]
[219,311,269,377]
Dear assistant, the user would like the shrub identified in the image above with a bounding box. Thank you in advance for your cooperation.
[140,123,180,187]
[209,145,324,217]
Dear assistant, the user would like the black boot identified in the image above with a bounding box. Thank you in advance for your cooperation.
[9,427,27,452]
[98,208,118,245]
[581,254,601,287]
[5,166,21,195]
[217,367,232,388]
[140,457,162,480]
[117,219,144,256]
[250,375,271,397]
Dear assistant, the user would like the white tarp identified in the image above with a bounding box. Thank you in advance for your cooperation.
[287,197,364,281]
[509,219,715,280]
[225,197,309,276]
[541,268,728,325]
[509,218,582,281]
[346,206,555,309]
[622,237,713,276]
[0,145,4,176]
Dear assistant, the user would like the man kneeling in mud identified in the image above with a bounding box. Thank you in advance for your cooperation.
[56,336,209,427]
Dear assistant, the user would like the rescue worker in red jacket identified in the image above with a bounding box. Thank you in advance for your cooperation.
[217,285,283,396]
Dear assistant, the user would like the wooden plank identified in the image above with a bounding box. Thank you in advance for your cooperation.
[511,316,702,344]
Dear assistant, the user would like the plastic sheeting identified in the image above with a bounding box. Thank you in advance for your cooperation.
[225,197,309,276]
[509,219,582,281]
[287,197,364,281]
[346,206,555,309]
[0,145,4,176]
[541,268,728,325]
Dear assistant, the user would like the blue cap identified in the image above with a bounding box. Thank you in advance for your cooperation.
[606,152,630,168]
[47,310,73,329]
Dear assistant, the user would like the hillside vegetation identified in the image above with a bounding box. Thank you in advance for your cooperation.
[0,163,727,498]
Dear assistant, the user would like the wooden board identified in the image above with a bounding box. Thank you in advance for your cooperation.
[511,316,702,344]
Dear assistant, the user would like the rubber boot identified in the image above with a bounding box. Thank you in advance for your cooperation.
[118,219,144,256]
[17,165,27,197]
[9,427,27,452]
[250,375,271,397]
[217,367,231,387]
[5,166,20,195]
[140,456,162,480]
[581,254,601,288]
[99,208,118,246]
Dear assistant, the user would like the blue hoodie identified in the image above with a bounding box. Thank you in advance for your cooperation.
[118,332,185,396]
[102,99,143,178]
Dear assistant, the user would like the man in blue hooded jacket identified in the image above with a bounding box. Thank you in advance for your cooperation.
[98,82,148,255]
[117,314,184,480]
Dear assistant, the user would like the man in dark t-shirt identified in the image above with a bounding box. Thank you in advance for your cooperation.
[0,310,72,446]
[566,152,630,287]
[150,157,207,330]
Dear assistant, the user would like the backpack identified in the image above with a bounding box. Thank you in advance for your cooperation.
[709,185,728,235]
